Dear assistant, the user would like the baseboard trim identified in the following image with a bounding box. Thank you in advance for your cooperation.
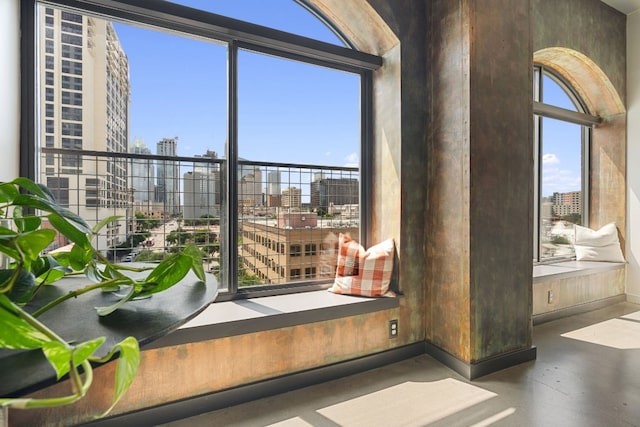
[424,342,537,380]
[532,294,627,325]
[85,343,424,427]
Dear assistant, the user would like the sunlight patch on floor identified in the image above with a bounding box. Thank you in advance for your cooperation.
[296,378,498,427]
[470,407,517,427]
[267,417,315,427]
[561,312,640,349]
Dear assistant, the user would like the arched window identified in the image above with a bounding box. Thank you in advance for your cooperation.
[24,0,382,298]
[533,65,599,261]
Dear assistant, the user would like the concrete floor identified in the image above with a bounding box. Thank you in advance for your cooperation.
[162,302,640,427]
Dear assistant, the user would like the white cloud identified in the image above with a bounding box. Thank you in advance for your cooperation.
[542,164,581,194]
[543,153,559,164]
[344,152,359,167]
[325,151,332,157]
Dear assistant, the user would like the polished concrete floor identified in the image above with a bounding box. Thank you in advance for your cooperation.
[162,302,640,427]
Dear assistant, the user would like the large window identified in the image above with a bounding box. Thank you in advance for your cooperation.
[533,66,599,262]
[24,0,381,299]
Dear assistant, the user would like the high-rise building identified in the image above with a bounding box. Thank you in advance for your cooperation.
[310,178,358,210]
[266,171,281,207]
[38,7,129,250]
[239,166,263,209]
[183,150,221,220]
[156,137,181,215]
[130,138,154,202]
[551,191,582,218]
[282,187,302,209]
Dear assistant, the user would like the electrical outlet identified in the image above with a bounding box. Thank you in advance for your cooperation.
[389,319,398,338]
[548,290,554,304]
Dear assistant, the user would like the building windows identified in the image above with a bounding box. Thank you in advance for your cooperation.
[304,267,316,279]
[290,244,302,257]
[61,33,82,46]
[61,122,82,136]
[61,60,82,75]
[290,269,301,280]
[61,44,82,60]
[533,66,598,261]
[46,177,69,207]
[61,106,82,121]
[61,75,82,90]
[28,0,380,300]
[305,243,317,256]
[61,91,82,106]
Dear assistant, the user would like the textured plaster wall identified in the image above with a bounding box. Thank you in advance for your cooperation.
[10,310,402,426]
[426,0,533,364]
[533,268,626,316]
[534,0,626,104]
[627,10,640,302]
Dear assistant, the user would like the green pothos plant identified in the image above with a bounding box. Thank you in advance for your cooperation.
[0,177,205,417]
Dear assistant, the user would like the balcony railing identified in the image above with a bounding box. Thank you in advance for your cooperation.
[40,147,360,292]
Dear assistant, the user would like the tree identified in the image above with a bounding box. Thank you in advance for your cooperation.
[551,235,571,245]
[135,212,159,231]
[562,213,582,225]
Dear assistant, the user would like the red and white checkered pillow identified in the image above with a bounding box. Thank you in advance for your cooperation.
[329,233,396,297]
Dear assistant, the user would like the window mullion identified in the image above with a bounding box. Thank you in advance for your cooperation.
[360,70,373,248]
[582,126,591,227]
[225,40,239,294]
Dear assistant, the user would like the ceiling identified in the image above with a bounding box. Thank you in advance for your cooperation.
[601,0,640,14]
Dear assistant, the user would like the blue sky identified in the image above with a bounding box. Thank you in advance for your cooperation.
[541,76,584,197]
[113,0,360,167]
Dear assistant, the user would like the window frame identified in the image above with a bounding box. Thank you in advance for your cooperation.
[533,65,600,263]
[21,0,382,300]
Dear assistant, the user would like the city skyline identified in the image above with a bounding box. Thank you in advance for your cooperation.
[113,0,361,169]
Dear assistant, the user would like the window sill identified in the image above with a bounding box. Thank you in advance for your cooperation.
[533,260,626,283]
[143,290,399,350]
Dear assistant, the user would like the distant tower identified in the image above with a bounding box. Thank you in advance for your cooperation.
[267,171,281,207]
[156,137,181,215]
[239,167,263,208]
[130,138,154,202]
[282,187,302,209]
[183,149,221,219]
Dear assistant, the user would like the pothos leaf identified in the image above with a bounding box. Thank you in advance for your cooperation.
[72,337,106,368]
[47,211,91,250]
[13,206,42,233]
[34,255,71,286]
[41,341,72,380]
[69,241,94,271]
[12,177,56,202]
[95,284,136,317]
[92,215,122,234]
[0,231,20,261]
[137,253,191,297]
[102,336,139,416]
[5,269,37,304]
[0,181,19,204]
[42,336,105,380]
[0,294,50,349]
[16,229,56,262]
[183,244,206,282]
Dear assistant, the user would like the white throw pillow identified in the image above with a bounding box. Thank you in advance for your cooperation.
[574,222,625,262]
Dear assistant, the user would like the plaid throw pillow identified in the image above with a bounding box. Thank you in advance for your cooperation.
[329,233,396,297]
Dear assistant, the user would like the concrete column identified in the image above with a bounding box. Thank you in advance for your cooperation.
[426,0,535,379]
